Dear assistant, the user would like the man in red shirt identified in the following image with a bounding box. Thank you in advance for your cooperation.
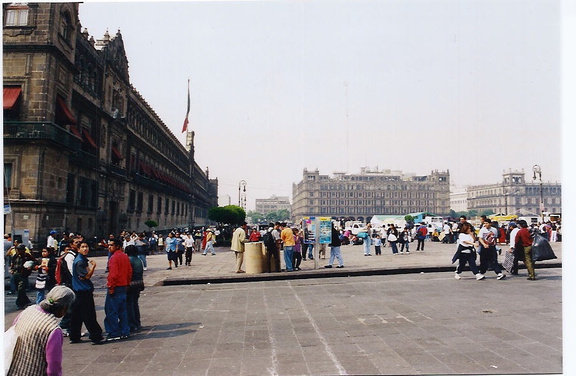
[516,220,536,280]
[104,238,132,340]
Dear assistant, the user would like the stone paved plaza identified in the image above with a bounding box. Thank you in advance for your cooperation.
[4,241,565,375]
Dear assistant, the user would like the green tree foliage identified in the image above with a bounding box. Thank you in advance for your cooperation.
[404,215,414,222]
[144,219,158,229]
[208,205,246,225]
[244,209,291,224]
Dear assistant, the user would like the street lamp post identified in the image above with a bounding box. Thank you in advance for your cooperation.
[238,180,247,210]
[532,165,544,223]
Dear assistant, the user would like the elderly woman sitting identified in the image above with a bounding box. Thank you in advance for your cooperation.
[6,285,76,376]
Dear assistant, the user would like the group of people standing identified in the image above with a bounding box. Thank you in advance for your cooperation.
[5,232,145,376]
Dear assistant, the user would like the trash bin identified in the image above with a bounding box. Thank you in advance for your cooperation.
[245,242,266,274]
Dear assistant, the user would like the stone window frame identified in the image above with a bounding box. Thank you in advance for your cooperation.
[4,3,30,27]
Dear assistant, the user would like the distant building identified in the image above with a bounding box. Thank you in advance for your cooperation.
[255,196,291,215]
[466,170,562,217]
[3,3,218,246]
[292,167,450,221]
[450,186,469,213]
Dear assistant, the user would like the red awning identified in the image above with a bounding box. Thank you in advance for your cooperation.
[56,96,77,125]
[111,146,123,160]
[69,125,83,140]
[3,87,21,110]
[82,129,98,149]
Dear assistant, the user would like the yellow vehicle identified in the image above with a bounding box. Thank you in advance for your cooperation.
[488,214,518,222]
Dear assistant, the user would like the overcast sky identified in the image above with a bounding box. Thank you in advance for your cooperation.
[78,0,562,210]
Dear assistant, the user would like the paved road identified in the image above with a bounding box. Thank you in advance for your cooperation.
[4,241,564,375]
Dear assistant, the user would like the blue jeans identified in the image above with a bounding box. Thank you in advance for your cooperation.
[104,286,130,337]
[36,288,46,305]
[390,241,398,254]
[329,246,344,266]
[307,244,314,259]
[138,254,147,268]
[283,246,294,271]
[400,241,410,253]
[203,241,215,255]
[363,237,372,255]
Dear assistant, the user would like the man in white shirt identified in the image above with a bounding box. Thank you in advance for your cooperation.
[47,230,58,252]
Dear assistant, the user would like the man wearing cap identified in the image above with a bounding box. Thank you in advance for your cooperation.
[104,238,132,340]
[202,229,216,256]
[231,222,248,273]
[6,285,75,376]
[47,230,58,253]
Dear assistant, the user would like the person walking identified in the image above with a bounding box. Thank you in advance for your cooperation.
[454,223,485,280]
[324,223,344,268]
[231,222,248,273]
[202,229,216,256]
[69,241,105,345]
[478,219,506,280]
[184,232,194,266]
[104,238,132,341]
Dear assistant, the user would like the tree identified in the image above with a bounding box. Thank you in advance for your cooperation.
[247,211,265,223]
[404,215,414,223]
[208,205,246,225]
[144,219,158,230]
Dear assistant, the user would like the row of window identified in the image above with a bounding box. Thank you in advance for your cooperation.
[127,103,188,172]
[316,199,436,207]
[127,189,188,216]
[315,191,436,199]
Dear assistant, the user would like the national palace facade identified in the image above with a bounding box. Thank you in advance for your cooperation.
[3,3,218,246]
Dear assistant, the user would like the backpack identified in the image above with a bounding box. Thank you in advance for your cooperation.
[55,251,73,286]
[262,232,276,250]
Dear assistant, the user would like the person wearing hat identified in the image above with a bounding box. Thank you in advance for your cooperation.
[47,230,58,252]
[6,285,75,376]
[9,244,36,309]
[202,229,216,256]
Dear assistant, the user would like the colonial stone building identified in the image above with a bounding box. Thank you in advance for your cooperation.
[292,167,450,221]
[3,2,218,246]
[466,169,562,218]
[255,195,291,216]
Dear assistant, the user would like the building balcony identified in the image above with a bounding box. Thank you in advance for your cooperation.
[3,121,80,151]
